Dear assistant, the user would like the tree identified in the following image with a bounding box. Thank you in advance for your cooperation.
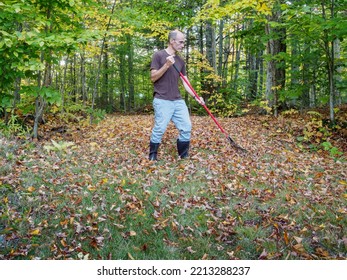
[265,1,286,116]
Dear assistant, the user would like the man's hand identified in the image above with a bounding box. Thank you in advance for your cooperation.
[166,55,175,66]
[195,96,205,105]
[151,55,175,83]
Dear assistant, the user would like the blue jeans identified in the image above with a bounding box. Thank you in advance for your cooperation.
[150,98,192,143]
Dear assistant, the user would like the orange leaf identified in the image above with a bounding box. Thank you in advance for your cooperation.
[283,231,289,245]
[60,239,68,247]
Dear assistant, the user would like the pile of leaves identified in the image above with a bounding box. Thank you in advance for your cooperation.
[0,112,346,260]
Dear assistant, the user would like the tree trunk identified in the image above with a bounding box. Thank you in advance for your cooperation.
[80,50,87,105]
[334,38,342,106]
[90,0,116,123]
[205,20,216,72]
[102,42,109,110]
[119,51,126,112]
[233,27,243,94]
[198,23,205,101]
[265,9,286,117]
[302,42,311,109]
[127,34,135,111]
[217,19,224,78]
[222,29,230,88]
[60,56,69,113]
[13,77,21,108]
[185,28,191,105]
[33,6,53,139]
[258,50,264,97]
[321,0,335,122]
[247,52,258,100]
[203,20,216,101]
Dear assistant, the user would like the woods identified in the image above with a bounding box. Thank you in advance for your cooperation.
[1,0,346,134]
[0,0,346,261]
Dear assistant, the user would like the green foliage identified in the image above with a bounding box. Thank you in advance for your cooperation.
[251,99,272,114]
[0,94,14,113]
[209,89,242,117]
[21,86,61,106]
[321,141,343,160]
[302,111,331,144]
[0,0,346,135]
[87,108,106,124]
[295,110,345,161]
[0,114,29,137]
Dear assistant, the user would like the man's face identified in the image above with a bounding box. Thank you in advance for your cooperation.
[171,33,185,52]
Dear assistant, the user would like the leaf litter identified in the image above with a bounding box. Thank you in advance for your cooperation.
[0,114,346,259]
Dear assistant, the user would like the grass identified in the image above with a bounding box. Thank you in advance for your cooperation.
[0,114,346,260]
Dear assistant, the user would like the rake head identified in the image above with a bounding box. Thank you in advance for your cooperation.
[227,136,248,153]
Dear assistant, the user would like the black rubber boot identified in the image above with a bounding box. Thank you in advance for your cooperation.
[149,142,160,161]
[177,139,190,159]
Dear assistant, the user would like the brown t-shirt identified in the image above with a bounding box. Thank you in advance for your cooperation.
[150,50,186,101]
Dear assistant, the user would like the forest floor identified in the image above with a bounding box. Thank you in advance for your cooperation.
[0,110,346,260]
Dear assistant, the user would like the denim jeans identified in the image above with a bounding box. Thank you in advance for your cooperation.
[150,98,192,143]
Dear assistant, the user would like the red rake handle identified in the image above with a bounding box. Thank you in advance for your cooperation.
[173,64,247,153]
[172,64,229,138]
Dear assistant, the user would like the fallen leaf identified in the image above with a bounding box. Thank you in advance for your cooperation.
[187,246,196,254]
[259,249,268,259]
[30,228,41,235]
[283,231,289,245]
[293,243,305,253]
[293,236,303,244]
[128,252,135,260]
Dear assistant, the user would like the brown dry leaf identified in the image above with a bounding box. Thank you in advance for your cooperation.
[293,243,305,253]
[315,247,330,258]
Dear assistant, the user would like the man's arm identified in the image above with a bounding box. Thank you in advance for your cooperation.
[181,76,205,105]
[150,55,175,83]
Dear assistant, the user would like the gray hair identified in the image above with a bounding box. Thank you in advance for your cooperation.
[168,30,181,42]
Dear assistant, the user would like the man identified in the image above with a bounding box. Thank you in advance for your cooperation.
[149,29,204,161]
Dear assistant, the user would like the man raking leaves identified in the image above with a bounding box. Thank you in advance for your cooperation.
[148,30,205,161]
[148,30,246,161]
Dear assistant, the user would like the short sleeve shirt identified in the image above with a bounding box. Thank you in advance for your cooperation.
[150,50,186,101]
